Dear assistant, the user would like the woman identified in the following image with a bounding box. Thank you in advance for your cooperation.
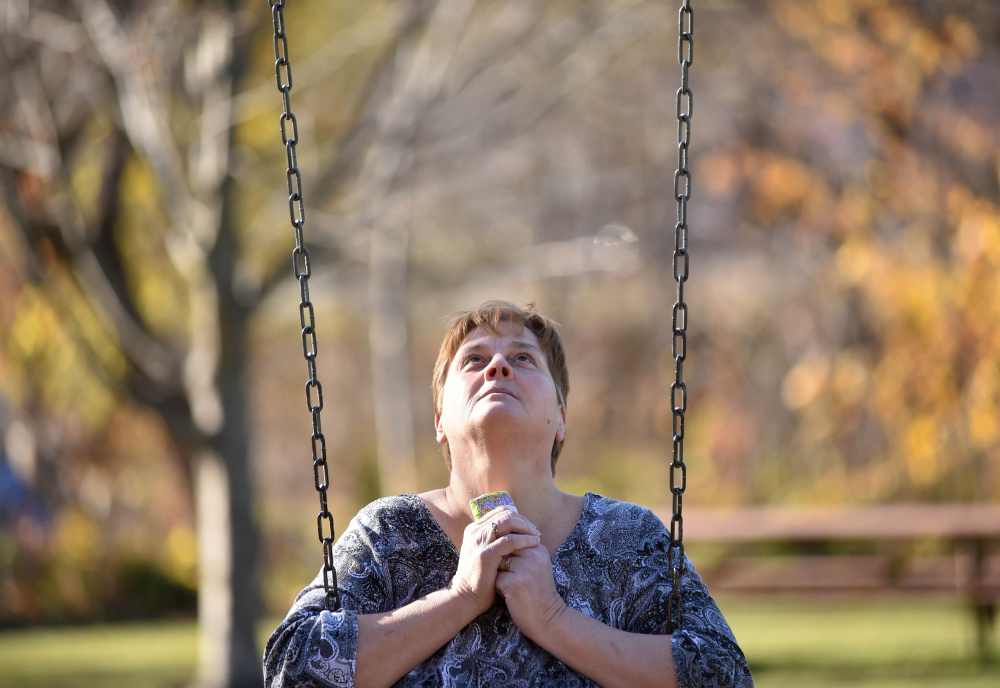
[264,301,753,688]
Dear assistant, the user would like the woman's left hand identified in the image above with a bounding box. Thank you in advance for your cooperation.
[495,542,567,641]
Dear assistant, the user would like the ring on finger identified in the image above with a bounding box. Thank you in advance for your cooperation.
[491,522,500,540]
[504,555,513,572]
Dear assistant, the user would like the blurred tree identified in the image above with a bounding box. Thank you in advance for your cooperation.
[0,0,264,684]
[0,0,468,682]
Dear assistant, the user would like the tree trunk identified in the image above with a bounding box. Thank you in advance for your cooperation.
[187,5,261,684]
[362,0,478,496]
[192,291,260,688]
[369,216,418,496]
[205,177,261,686]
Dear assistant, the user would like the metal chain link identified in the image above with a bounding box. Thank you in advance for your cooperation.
[667,0,693,633]
[269,0,340,612]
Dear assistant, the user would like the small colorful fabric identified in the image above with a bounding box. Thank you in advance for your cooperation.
[469,491,517,520]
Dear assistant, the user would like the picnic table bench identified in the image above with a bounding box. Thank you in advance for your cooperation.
[654,503,1000,658]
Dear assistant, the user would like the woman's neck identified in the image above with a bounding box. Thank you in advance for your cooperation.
[441,450,564,531]
[421,458,584,555]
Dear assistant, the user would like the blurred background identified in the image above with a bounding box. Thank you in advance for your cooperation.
[1,0,998,686]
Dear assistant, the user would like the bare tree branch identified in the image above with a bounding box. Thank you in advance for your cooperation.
[74,0,193,235]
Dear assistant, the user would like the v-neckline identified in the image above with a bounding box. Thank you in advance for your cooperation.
[410,491,594,563]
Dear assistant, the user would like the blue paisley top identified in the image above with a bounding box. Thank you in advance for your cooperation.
[264,492,753,687]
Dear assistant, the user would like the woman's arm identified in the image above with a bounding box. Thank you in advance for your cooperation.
[352,584,477,687]
[496,503,753,688]
[536,603,677,688]
[356,507,538,687]
[496,543,677,688]
[266,504,538,688]
[547,609,677,688]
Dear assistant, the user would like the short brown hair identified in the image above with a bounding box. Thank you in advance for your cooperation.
[432,301,569,472]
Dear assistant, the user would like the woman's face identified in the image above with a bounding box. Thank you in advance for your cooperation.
[435,321,566,456]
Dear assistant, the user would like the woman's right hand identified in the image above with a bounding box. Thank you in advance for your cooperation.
[450,506,540,614]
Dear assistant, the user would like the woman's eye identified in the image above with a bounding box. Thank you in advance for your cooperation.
[515,353,534,364]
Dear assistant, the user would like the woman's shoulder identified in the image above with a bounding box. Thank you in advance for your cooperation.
[569,492,671,556]
[352,493,430,530]
[343,493,445,547]
[582,492,667,531]
[355,492,423,518]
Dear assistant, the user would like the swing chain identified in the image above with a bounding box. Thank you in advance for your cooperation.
[667,0,693,634]
[269,0,340,612]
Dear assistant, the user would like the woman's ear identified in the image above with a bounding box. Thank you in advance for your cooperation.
[434,413,447,444]
[555,405,566,442]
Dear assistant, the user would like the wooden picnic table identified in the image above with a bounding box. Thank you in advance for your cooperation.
[673,503,1000,542]
[653,503,1000,658]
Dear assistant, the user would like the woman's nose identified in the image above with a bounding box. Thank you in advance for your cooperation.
[486,353,512,379]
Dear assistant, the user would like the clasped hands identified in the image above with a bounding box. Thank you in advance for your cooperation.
[450,506,567,640]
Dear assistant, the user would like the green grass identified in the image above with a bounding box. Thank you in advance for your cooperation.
[724,596,1000,687]
[0,620,197,688]
[0,597,996,687]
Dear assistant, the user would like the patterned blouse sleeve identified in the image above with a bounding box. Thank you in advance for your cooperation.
[263,503,395,688]
[622,507,754,688]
